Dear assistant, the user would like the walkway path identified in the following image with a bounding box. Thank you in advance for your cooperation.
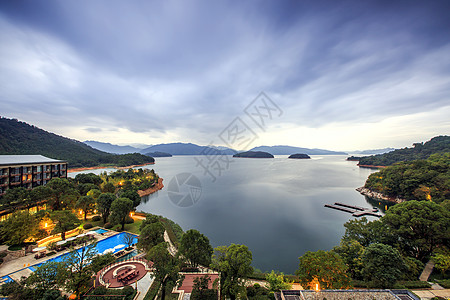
[164,231,177,256]
[419,260,435,281]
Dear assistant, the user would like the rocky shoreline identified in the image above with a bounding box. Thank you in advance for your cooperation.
[357,164,387,169]
[137,177,164,197]
[356,187,406,203]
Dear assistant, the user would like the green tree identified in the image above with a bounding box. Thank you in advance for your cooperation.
[89,253,116,273]
[46,178,79,211]
[101,182,116,193]
[110,197,133,230]
[265,270,291,293]
[191,275,218,300]
[30,185,53,208]
[76,195,95,221]
[433,253,450,275]
[0,211,38,245]
[77,183,100,196]
[87,188,101,200]
[75,173,102,185]
[342,217,394,247]
[146,242,181,300]
[50,210,80,240]
[26,261,67,294]
[296,250,351,290]
[0,187,30,209]
[333,239,365,280]
[96,193,116,223]
[63,242,98,298]
[120,189,141,208]
[211,244,253,300]
[138,222,165,252]
[179,229,213,268]
[362,243,407,288]
[382,200,450,261]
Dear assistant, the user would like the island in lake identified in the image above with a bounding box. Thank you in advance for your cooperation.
[233,151,274,158]
[288,153,310,159]
[145,151,173,157]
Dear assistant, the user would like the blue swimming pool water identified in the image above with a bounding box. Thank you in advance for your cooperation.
[92,228,108,234]
[33,232,138,266]
[1,275,13,284]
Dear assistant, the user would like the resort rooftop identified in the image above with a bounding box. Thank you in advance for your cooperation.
[0,155,66,166]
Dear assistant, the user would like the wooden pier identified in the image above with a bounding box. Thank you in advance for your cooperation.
[324,202,382,217]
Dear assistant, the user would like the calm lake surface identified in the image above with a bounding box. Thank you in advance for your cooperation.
[70,155,380,274]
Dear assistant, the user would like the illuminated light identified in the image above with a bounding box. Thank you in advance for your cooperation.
[94,210,97,214]
[79,210,83,215]
[130,212,134,217]
[315,283,319,292]
[44,223,48,228]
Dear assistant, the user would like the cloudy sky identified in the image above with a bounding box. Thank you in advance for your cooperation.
[1,0,449,151]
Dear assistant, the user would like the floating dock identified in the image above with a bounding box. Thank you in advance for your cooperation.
[325,202,382,217]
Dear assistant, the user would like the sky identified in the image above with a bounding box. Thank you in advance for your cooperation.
[1,0,450,151]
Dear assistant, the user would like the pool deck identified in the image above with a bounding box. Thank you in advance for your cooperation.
[0,229,118,278]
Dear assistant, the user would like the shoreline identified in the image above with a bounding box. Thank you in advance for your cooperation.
[137,177,164,197]
[357,164,387,169]
[68,162,155,173]
[356,187,406,204]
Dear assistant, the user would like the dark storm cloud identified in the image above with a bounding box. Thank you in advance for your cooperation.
[0,0,449,145]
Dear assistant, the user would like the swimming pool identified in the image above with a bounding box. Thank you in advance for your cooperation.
[1,275,13,284]
[91,228,108,234]
[33,232,138,266]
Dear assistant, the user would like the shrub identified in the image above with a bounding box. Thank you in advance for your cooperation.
[436,279,450,289]
[0,252,7,258]
[83,223,93,229]
[7,245,23,251]
[104,223,112,229]
[0,257,4,264]
[125,215,134,224]
[46,251,56,256]
[92,215,101,222]
[393,281,431,289]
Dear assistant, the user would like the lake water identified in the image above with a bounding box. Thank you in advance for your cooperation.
[70,155,381,274]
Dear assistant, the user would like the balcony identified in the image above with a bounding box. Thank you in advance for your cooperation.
[0,182,8,187]
[0,173,8,178]
[10,181,21,186]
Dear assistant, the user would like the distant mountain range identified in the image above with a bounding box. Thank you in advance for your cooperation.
[84,141,348,156]
[141,143,237,156]
[350,148,395,155]
[84,140,142,154]
[0,117,154,168]
[250,145,347,155]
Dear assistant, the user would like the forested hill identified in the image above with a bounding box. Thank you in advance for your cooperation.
[0,117,154,168]
[358,136,450,166]
[364,153,449,203]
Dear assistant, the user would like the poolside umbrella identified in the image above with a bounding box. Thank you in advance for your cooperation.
[66,237,77,241]
[32,246,47,252]
[86,232,96,235]
[77,233,87,238]
[56,240,68,246]
[114,244,126,251]
[103,248,114,254]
